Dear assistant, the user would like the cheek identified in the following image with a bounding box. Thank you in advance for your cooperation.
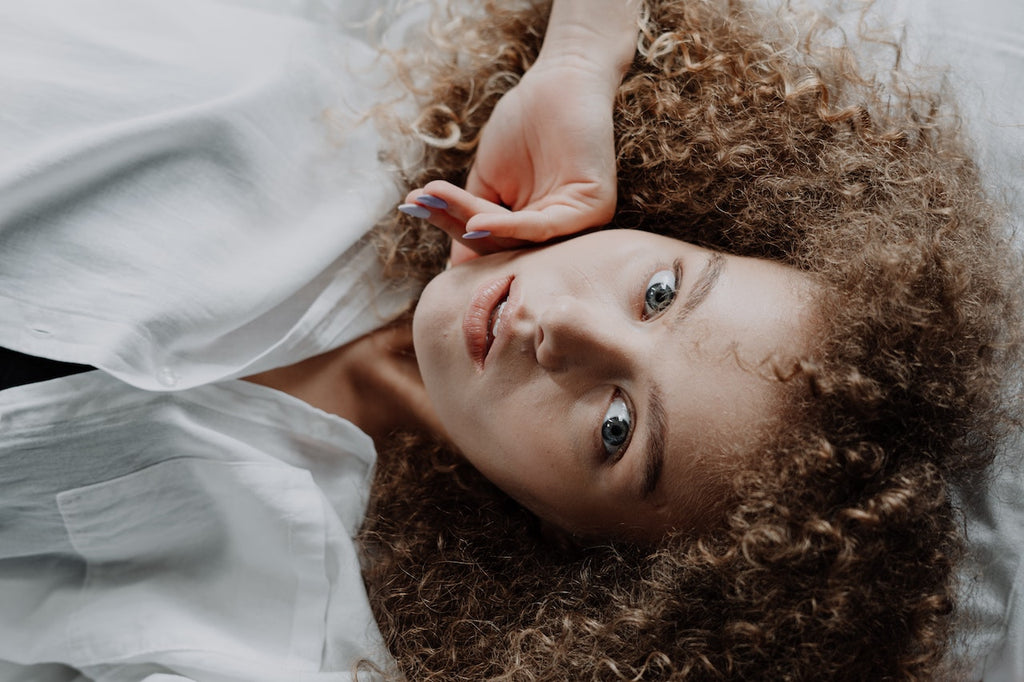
[447,394,528,464]
[413,285,472,403]
[412,277,458,354]
[438,367,550,448]
[447,401,564,499]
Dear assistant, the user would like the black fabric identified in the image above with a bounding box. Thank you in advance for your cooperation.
[0,346,94,391]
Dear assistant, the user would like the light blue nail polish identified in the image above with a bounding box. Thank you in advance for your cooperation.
[416,194,448,210]
[463,230,491,240]
[398,203,430,219]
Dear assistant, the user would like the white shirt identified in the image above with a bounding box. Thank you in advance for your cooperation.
[0,0,424,679]
[0,373,394,682]
[0,0,416,391]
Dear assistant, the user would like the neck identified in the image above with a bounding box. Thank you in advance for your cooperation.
[244,320,445,445]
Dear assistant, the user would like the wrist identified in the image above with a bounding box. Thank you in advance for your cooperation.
[538,0,639,80]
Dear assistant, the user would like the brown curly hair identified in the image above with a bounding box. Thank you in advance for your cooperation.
[360,0,1024,679]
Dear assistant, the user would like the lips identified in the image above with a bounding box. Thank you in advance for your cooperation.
[488,298,508,348]
[463,274,513,370]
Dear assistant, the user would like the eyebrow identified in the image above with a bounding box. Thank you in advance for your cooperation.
[677,252,725,322]
[640,385,667,498]
[639,253,725,499]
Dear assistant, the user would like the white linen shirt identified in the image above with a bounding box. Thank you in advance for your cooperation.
[0,0,423,680]
[0,0,416,390]
[0,373,394,682]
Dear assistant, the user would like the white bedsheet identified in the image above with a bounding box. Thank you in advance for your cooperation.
[824,0,1024,676]
[882,2,1024,678]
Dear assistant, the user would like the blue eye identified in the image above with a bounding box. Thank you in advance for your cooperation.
[601,395,632,459]
[644,269,677,318]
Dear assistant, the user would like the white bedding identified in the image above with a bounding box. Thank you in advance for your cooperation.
[0,0,1020,680]
[880,2,1024,678]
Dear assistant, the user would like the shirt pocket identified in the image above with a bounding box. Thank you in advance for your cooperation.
[57,459,330,670]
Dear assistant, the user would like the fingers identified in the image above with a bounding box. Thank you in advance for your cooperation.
[466,171,616,242]
[398,180,615,258]
[465,197,614,242]
[465,208,574,243]
[399,187,467,238]
[400,181,528,258]
[402,181,500,236]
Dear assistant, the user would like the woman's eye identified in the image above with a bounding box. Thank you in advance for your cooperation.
[643,269,678,318]
[601,395,632,460]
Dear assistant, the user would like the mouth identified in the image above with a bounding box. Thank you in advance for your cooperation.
[463,274,513,370]
[486,294,509,355]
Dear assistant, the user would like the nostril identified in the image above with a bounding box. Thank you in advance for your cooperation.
[535,325,561,370]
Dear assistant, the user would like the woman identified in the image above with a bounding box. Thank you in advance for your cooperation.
[361,0,1024,679]
[0,2,1019,682]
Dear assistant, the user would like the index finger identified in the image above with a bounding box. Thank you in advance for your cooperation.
[465,201,611,243]
[403,181,529,256]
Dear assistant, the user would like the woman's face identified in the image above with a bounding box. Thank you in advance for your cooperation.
[413,230,817,541]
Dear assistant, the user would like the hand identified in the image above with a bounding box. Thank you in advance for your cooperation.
[402,0,639,264]
[401,180,523,266]
[465,57,621,236]
[403,60,621,264]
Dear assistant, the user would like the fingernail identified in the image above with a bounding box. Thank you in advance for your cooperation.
[398,203,430,219]
[462,230,491,240]
[416,194,448,210]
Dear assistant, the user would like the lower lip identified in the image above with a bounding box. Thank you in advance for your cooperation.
[463,274,513,370]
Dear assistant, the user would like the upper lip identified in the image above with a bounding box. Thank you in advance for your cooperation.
[463,274,514,370]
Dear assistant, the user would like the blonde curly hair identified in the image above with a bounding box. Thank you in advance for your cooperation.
[360,0,1023,679]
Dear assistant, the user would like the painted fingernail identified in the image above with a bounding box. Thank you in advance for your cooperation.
[416,194,448,210]
[398,203,431,219]
[462,230,491,240]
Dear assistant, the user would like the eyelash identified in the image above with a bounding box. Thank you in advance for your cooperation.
[639,260,682,320]
[601,391,633,462]
[599,260,682,462]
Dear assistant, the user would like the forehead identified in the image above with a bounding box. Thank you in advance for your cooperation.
[650,252,817,529]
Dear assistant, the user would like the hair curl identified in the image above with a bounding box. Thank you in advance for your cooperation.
[360,0,1024,679]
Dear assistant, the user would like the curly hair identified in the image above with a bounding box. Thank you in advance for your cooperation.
[360,0,1024,679]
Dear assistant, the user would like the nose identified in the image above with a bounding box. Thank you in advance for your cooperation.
[534,296,631,373]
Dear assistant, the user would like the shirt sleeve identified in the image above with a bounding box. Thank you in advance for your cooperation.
[0,0,419,391]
